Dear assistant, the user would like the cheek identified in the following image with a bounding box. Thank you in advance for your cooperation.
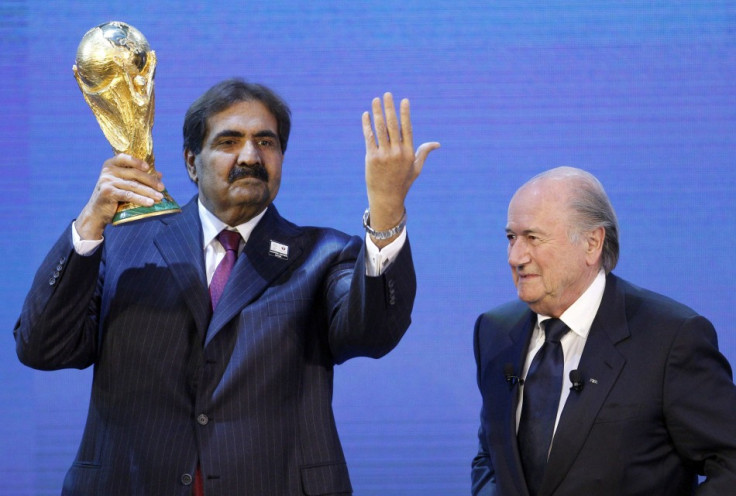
[268,161,283,185]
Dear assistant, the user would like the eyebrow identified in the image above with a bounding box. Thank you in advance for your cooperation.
[254,130,279,141]
[210,129,279,142]
[211,130,243,141]
[506,227,543,236]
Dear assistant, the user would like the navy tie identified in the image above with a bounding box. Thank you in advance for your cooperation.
[517,318,569,496]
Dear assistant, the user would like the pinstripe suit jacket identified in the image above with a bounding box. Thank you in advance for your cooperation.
[15,197,416,495]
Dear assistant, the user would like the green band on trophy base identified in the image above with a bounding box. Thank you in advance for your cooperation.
[113,195,182,224]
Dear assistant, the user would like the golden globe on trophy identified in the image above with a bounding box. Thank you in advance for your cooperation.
[73,21,180,224]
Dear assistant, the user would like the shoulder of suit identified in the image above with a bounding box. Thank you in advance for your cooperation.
[477,300,530,328]
[614,274,701,322]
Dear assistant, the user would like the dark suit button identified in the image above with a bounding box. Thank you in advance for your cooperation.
[48,277,56,286]
[181,473,193,486]
[56,264,64,271]
[387,279,395,288]
[58,256,66,264]
[197,414,209,425]
[53,271,60,278]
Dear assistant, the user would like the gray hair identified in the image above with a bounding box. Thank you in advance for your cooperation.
[530,167,620,273]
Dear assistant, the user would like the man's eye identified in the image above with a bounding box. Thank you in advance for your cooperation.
[506,234,516,241]
[258,139,275,147]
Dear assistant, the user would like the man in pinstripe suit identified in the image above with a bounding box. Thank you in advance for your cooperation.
[15,79,439,495]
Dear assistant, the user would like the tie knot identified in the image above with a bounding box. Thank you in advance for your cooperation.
[217,229,241,252]
[543,318,569,343]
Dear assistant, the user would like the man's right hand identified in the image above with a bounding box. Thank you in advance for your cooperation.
[75,154,166,240]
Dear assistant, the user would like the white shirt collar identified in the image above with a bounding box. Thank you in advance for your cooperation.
[198,199,268,249]
[537,269,607,339]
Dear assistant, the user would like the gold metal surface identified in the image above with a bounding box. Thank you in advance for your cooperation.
[74,21,180,224]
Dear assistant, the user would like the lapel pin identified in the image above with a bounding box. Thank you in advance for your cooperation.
[589,378,599,384]
[269,240,289,260]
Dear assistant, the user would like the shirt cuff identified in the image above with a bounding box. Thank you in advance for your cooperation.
[72,221,104,256]
[364,228,407,276]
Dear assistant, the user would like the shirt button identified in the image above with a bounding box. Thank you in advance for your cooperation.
[197,414,209,425]
[181,473,193,486]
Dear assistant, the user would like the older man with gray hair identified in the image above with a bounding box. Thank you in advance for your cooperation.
[472,166,736,496]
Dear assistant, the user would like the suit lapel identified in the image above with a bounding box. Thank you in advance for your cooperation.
[154,198,210,339]
[205,206,304,346]
[541,274,629,495]
[483,308,536,496]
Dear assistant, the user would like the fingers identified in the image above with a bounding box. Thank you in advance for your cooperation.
[371,95,389,149]
[366,93,410,150]
[399,98,413,151]
[101,154,165,207]
[381,93,399,146]
[362,111,375,152]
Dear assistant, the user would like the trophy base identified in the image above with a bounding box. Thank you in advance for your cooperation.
[112,196,181,225]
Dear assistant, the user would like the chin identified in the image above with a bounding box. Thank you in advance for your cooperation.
[231,187,270,204]
[518,292,544,308]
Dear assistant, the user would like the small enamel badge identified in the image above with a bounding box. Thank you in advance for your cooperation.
[269,240,289,260]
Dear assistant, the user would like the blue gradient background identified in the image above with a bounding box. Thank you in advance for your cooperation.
[1,1,734,494]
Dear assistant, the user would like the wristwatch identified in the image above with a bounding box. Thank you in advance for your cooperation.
[362,208,407,240]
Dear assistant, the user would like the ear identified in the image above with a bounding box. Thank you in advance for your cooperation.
[184,149,198,183]
[585,226,605,266]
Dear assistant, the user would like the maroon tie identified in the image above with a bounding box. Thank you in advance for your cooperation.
[209,229,241,309]
[195,229,241,495]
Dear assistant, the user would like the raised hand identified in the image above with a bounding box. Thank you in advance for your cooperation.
[362,92,439,246]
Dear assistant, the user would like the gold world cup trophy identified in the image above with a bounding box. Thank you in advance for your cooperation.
[73,21,180,224]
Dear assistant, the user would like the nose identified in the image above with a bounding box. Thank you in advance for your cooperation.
[508,238,530,267]
[238,140,261,165]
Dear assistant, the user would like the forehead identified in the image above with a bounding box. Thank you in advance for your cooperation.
[507,181,571,231]
[205,100,278,137]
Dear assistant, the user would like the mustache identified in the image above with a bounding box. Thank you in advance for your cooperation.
[228,164,269,183]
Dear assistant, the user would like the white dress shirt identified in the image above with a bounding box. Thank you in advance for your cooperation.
[72,201,406,279]
[516,270,607,437]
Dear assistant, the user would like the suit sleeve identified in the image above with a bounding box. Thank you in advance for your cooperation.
[663,315,736,495]
[14,223,103,370]
[325,235,416,364]
[472,425,496,496]
[471,314,497,496]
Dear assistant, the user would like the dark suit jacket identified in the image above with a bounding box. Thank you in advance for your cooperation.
[472,274,736,496]
[15,197,416,495]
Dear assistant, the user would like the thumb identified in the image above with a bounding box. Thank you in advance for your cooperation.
[413,141,441,174]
